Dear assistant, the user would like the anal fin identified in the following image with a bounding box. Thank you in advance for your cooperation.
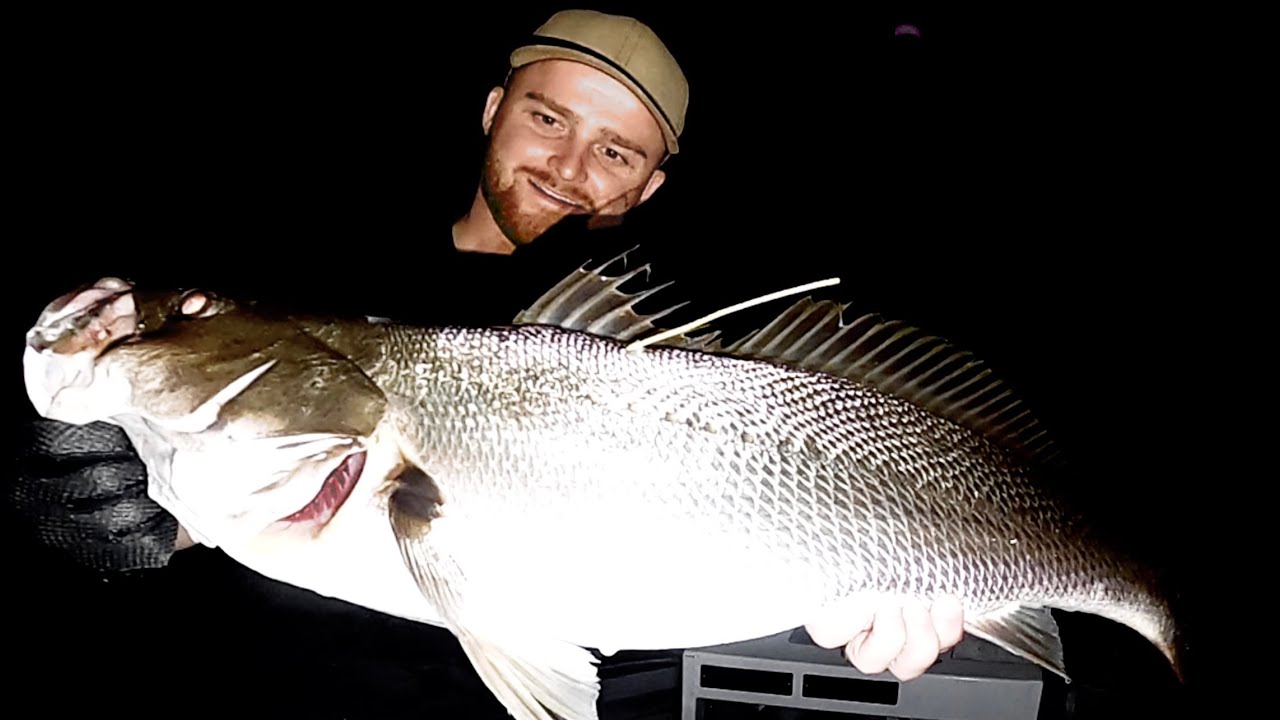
[966,604,1069,681]
[455,627,602,720]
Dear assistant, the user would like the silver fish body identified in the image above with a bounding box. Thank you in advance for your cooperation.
[22,261,1180,720]
[367,322,1159,648]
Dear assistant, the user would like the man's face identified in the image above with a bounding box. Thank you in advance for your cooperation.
[479,59,669,246]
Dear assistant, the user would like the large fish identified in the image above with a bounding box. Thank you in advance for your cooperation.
[22,255,1180,719]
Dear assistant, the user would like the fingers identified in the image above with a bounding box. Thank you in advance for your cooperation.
[805,594,877,650]
[931,594,965,651]
[887,601,941,681]
[846,600,907,676]
[805,594,968,683]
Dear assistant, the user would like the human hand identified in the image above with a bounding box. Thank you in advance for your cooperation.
[16,418,188,571]
[805,594,965,681]
[175,524,197,551]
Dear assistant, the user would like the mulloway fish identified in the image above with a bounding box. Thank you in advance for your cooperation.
[23,254,1180,719]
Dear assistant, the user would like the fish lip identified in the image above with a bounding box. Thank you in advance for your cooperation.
[28,279,138,354]
[528,179,586,211]
[273,450,366,534]
[41,278,134,322]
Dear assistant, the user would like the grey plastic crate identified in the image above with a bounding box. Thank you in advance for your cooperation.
[682,628,1044,719]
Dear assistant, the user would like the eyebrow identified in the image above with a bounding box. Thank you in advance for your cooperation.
[526,92,579,123]
[602,130,649,160]
[525,92,649,161]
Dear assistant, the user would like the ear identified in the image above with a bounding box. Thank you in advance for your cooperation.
[482,87,504,135]
[637,168,666,206]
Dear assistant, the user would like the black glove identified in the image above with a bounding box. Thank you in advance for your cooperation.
[10,418,180,571]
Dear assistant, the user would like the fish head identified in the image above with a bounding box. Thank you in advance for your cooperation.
[23,277,391,549]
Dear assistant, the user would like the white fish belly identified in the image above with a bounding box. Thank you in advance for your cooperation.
[435,506,831,652]
[415,427,837,653]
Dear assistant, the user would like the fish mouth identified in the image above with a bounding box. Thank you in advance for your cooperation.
[27,277,138,355]
[277,451,366,532]
[24,278,140,420]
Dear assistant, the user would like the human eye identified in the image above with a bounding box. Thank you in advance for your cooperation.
[598,145,632,168]
[530,111,565,133]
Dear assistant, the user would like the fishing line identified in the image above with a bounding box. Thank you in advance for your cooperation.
[625,277,841,352]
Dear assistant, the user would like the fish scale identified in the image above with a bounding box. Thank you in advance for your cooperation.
[375,324,1098,618]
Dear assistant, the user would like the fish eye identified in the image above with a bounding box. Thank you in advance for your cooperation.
[179,291,217,318]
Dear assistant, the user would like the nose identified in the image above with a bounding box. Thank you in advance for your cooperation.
[549,138,588,182]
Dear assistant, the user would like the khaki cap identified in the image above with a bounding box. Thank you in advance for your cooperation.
[510,9,688,155]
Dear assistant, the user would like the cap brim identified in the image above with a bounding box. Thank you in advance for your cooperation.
[511,45,679,156]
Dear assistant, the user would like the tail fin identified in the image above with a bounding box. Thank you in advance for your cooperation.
[1088,583,1184,685]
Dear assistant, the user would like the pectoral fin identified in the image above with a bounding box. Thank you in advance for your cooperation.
[388,472,601,720]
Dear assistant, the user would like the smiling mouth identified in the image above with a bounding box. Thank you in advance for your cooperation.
[528,179,586,210]
[277,451,365,532]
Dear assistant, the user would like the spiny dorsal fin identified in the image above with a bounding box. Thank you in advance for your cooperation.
[719,297,1063,470]
[513,248,719,349]
[517,251,1061,470]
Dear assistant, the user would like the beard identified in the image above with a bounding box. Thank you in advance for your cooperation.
[479,146,596,247]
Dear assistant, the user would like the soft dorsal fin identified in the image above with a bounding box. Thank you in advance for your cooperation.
[513,249,720,350]
[717,297,1062,469]
[516,251,1061,470]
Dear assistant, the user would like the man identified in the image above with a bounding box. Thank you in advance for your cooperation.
[452,9,680,255]
[10,10,961,712]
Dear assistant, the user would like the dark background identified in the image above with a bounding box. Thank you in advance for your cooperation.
[6,4,1226,718]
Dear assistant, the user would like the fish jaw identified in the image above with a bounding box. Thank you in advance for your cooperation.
[141,431,367,549]
[24,278,140,424]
